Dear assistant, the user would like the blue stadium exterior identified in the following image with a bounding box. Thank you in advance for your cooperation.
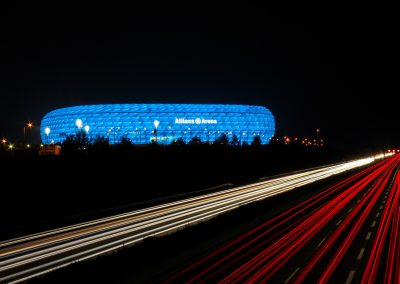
[40,104,275,145]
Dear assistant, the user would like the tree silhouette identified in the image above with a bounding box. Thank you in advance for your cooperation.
[251,135,262,146]
[117,136,134,151]
[61,130,89,155]
[214,133,229,146]
[188,135,202,146]
[75,130,90,149]
[119,136,132,146]
[172,137,186,146]
[230,134,240,146]
[91,136,110,153]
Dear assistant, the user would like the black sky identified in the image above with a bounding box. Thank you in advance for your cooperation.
[1,5,398,147]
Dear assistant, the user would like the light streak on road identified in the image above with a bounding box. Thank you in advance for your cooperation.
[163,154,400,283]
[0,155,387,283]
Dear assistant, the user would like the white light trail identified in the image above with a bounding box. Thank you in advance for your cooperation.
[0,156,381,283]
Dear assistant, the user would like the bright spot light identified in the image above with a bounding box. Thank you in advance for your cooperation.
[26,144,30,148]
[84,125,90,133]
[153,120,160,129]
[44,127,51,135]
[8,144,13,150]
[76,119,83,128]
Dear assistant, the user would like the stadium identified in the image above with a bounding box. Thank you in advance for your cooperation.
[40,104,275,145]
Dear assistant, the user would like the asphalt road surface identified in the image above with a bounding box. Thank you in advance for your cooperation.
[0,156,381,283]
[163,154,400,283]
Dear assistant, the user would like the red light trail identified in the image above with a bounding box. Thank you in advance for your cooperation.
[164,154,400,283]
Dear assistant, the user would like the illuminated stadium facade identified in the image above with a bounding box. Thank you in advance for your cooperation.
[40,104,275,145]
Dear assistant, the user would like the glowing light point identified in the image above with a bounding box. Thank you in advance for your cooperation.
[84,125,90,133]
[76,119,83,128]
[154,120,160,129]
[44,127,51,135]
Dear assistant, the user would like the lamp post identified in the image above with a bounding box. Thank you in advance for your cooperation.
[76,119,83,134]
[44,127,51,144]
[84,125,90,143]
[44,127,51,151]
[23,121,33,144]
[154,120,160,144]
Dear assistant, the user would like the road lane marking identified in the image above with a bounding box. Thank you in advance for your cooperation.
[345,270,356,284]
[357,248,365,260]
[365,232,372,240]
[285,267,300,284]
[317,238,326,247]
[371,221,376,227]
[336,219,342,226]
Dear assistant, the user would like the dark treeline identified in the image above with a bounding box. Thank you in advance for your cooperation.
[60,130,262,156]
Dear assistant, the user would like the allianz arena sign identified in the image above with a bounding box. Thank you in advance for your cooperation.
[175,118,218,125]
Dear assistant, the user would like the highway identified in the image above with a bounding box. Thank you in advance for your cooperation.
[0,155,391,283]
[163,154,400,283]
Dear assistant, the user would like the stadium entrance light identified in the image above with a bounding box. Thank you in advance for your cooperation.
[76,119,83,130]
[154,120,160,143]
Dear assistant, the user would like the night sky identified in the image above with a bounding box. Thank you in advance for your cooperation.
[2,6,398,147]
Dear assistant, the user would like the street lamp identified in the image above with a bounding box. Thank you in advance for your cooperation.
[76,119,83,134]
[76,119,83,128]
[44,127,51,148]
[84,125,90,143]
[154,120,160,143]
[24,121,33,143]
